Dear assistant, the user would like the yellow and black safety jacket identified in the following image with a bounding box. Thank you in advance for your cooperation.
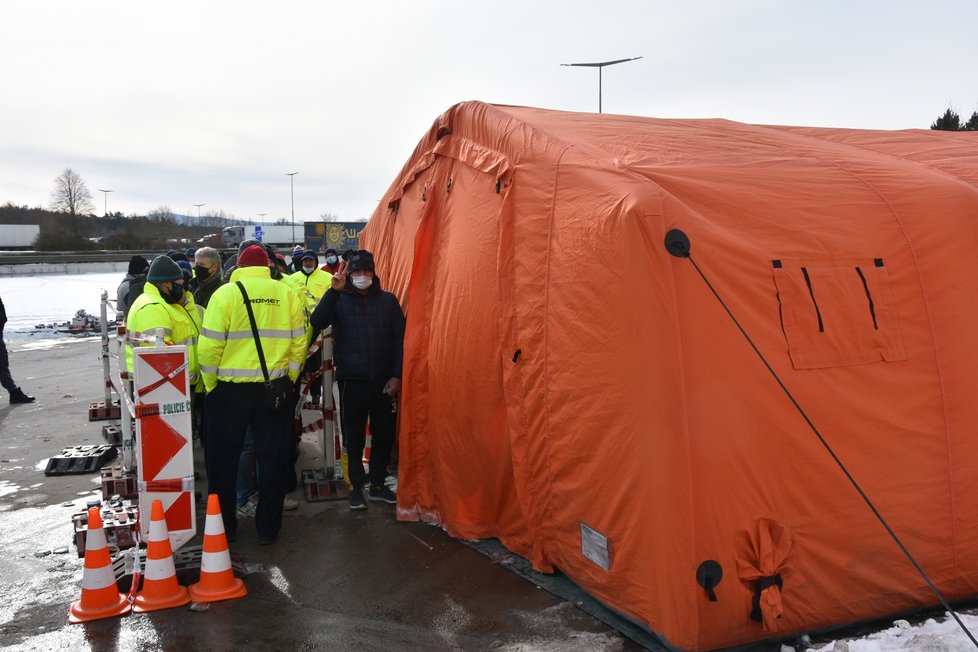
[125,283,203,389]
[284,266,332,316]
[198,265,307,393]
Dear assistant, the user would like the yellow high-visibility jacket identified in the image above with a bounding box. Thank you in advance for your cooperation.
[198,265,307,393]
[125,283,202,389]
[285,267,332,315]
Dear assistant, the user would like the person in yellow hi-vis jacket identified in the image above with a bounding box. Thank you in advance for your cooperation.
[198,245,307,545]
[125,255,203,392]
[284,250,333,404]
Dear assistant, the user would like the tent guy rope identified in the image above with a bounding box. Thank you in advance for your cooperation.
[664,228,978,648]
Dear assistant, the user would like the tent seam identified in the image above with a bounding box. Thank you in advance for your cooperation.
[542,146,571,562]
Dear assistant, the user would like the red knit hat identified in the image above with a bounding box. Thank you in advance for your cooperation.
[238,244,269,267]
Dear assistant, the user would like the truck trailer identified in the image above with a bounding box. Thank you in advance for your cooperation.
[0,224,40,250]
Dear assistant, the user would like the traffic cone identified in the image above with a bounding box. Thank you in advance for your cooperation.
[69,507,131,623]
[133,500,190,612]
[188,494,246,602]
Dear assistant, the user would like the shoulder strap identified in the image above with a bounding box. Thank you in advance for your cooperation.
[236,281,271,385]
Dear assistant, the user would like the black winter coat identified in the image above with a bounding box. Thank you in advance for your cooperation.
[309,277,405,382]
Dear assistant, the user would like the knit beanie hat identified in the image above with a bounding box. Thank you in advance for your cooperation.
[238,244,270,268]
[347,250,375,273]
[176,260,193,282]
[147,255,183,282]
[128,255,149,276]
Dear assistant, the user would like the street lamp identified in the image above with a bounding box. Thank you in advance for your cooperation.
[286,172,299,245]
[194,203,205,220]
[258,212,267,225]
[97,189,113,217]
[560,57,642,113]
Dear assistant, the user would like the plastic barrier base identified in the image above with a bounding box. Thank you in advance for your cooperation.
[45,445,118,476]
[302,468,350,502]
[73,498,139,557]
[89,399,121,421]
[101,466,138,500]
[101,424,123,447]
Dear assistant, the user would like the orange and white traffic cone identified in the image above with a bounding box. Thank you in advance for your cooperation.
[133,500,190,612]
[69,507,131,623]
[188,494,246,603]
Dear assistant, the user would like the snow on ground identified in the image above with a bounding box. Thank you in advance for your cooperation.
[3,270,978,650]
[2,271,121,344]
[807,612,978,651]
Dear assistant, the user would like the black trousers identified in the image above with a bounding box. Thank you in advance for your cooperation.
[204,382,293,539]
[339,379,395,491]
[0,335,17,392]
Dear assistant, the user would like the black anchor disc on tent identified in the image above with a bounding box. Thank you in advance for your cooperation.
[665,229,691,258]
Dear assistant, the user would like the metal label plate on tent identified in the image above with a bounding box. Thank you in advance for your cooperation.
[133,345,196,551]
[580,522,612,571]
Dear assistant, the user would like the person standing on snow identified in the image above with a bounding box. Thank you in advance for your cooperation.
[309,250,404,510]
[0,295,35,404]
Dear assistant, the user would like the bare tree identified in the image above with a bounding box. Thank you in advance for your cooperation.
[148,205,175,222]
[319,211,340,222]
[50,168,95,217]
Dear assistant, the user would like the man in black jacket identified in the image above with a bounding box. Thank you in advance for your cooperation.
[309,250,405,510]
[0,295,35,404]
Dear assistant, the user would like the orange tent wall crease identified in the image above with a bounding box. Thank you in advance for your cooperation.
[360,101,978,650]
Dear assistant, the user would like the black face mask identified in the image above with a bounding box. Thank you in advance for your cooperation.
[163,283,185,304]
[193,265,211,282]
[269,264,282,280]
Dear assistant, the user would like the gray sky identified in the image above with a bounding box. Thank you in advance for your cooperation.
[1,0,975,224]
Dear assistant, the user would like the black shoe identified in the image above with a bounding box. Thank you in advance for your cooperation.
[348,490,367,510]
[258,535,276,546]
[367,485,397,505]
[10,388,35,404]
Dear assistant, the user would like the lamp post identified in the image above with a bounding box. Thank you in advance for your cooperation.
[97,189,113,217]
[258,212,267,225]
[286,172,299,246]
[194,203,205,220]
[560,57,642,113]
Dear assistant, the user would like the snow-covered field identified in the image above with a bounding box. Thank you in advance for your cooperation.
[2,271,120,345]
[3,270,978,650]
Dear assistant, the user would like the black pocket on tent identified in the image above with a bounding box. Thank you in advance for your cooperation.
[772,259,907,370]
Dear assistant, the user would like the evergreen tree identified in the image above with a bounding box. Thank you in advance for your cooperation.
[962,111,978,131]
[930,108,961,131]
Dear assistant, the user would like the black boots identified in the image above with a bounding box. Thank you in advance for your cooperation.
[9,387,35,404]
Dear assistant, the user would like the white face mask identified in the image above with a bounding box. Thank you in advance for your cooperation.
[351,274,372,290]
[303,264,316,274]
[325,256,337,265]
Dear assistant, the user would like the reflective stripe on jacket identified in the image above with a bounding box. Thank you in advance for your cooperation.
[198,265,307,393]
[124,283,202,387]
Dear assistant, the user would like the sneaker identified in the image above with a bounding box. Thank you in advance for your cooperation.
[235,501,257,518]
[348,490,367,510]
[283,496,299,511]
[367,485,397,505]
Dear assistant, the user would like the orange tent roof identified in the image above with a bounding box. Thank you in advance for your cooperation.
[360,101,978,650]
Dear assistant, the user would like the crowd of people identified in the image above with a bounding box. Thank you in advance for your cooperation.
[119,241,405,544]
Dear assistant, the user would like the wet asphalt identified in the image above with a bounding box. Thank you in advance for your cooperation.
[0,337,640,651]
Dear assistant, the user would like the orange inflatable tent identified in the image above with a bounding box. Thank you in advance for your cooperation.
[359,101,978,650]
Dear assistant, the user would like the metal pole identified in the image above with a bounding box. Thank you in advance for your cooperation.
[98,189,113,217]
[287,172,299,245]
[560,57,642,114]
